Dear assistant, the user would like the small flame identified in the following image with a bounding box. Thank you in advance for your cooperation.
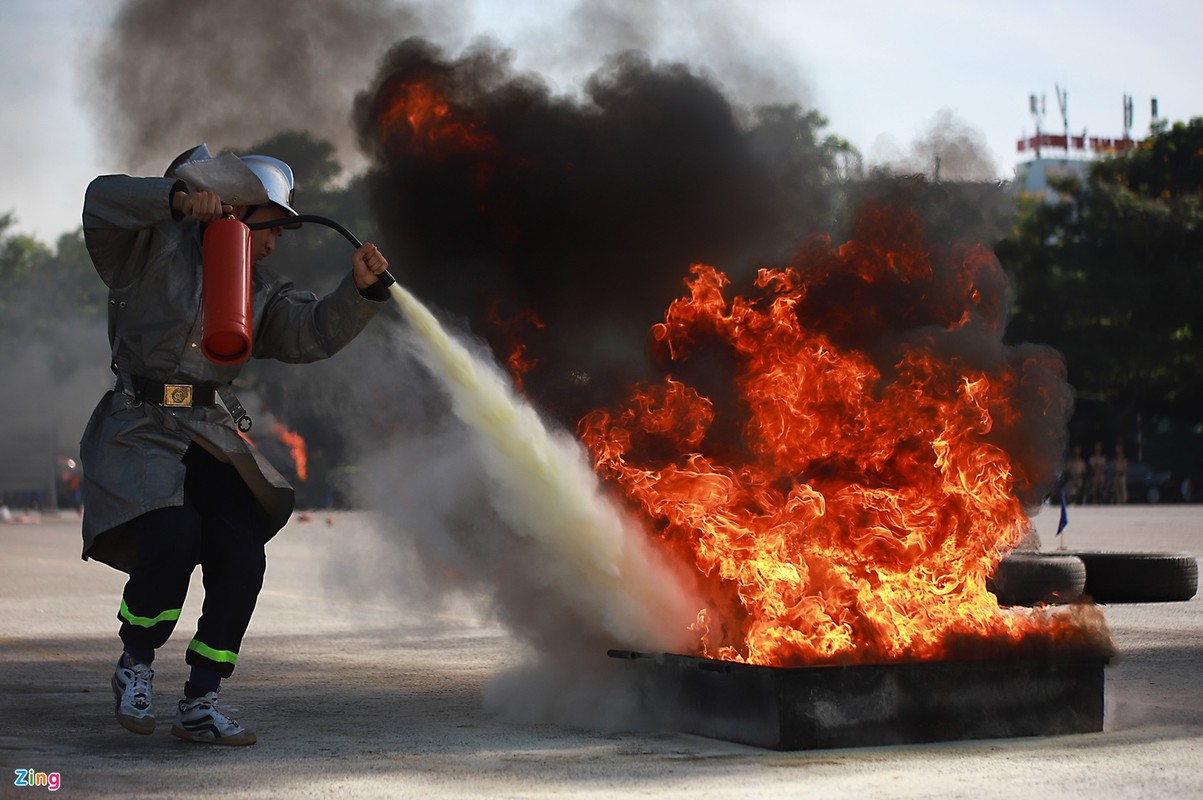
[486,300,545,392]
[376,79,494,156]
[272,423,308,482]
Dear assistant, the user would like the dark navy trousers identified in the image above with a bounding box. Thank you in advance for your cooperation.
[117,444,267,679]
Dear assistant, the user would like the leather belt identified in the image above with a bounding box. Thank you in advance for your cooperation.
[133,378,218,407]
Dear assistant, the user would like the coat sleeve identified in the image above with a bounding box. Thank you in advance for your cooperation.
[252,270,387,364]
[82,175,179,288]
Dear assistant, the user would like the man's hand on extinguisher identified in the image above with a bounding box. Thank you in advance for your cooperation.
[172,189,232,222]
[352,243,390,290]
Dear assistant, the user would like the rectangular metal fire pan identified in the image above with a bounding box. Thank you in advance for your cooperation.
[610,649,1107,750]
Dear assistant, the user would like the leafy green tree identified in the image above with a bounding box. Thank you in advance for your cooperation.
[0,215,53,323]
[0,216,106,340]
[997,119,1203,427]
[1,213,111,495]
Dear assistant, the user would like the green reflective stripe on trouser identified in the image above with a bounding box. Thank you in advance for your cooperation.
[187,639,238,665]
[119,598,182,628]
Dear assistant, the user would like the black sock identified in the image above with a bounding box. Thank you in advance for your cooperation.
[184,667,221,699]
[122,647,154,666]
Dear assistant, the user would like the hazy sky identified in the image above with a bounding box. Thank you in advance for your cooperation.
[2,0,1199,243]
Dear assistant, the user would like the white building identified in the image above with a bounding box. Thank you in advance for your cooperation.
[1012,131,1140,197]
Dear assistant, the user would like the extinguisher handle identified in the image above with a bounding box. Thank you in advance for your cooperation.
[246,214,396,288]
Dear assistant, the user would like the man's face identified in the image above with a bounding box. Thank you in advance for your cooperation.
[244,205,290,263]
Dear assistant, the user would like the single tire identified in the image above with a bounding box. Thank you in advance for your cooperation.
[1066,551,1199,603]
[988,552,1086,606]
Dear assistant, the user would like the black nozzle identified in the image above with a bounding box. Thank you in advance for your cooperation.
[247,214,396,288]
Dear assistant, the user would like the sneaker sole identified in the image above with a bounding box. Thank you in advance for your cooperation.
[116,714,156,735]
[170,724,257,746]
[112,676,155,735]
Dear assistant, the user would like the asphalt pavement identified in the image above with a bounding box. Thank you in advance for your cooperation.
[1,505,1200,799]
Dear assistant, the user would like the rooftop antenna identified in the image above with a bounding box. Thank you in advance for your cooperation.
[1055,83,1069,155]
[1029,92,1046,158]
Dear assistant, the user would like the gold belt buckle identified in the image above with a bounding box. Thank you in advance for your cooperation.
[163,384,193,407]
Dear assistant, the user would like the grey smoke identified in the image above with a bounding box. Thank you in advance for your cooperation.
[0,317,112,505]
[85,0,443,177]
[533,0,809,110]
[330,300,702,728]
[874,109,999,181]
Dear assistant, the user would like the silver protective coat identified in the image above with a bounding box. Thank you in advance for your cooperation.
[80,174,385,571]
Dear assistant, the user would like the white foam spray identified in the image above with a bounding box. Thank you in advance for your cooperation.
[378,283,701,721]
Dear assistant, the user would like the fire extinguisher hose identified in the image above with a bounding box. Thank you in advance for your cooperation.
[247,215,396,288]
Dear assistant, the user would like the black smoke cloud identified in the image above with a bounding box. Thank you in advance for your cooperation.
[353,36,844,424]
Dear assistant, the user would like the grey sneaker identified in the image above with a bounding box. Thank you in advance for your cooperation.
[111,655,155,735]
[170,692,257,746]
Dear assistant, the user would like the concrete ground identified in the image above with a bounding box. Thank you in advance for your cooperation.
[1,505,1200,799]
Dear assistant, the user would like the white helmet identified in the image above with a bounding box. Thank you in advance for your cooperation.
[240,155,300,224]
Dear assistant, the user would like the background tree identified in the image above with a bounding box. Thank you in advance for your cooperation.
[0,214,110,507]
[996,118,1203,481]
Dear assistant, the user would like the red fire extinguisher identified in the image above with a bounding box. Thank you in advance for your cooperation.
[201,212,398,365]
[201,216,254,365]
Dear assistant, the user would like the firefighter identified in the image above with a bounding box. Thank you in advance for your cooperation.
[80,145,391,746]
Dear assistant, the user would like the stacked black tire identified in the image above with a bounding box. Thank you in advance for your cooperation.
[989,551,1198,606]
[1070,552,1198,604]
[988,552,1087,606]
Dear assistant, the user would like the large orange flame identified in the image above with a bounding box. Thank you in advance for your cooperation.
[580,216,1108,666]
